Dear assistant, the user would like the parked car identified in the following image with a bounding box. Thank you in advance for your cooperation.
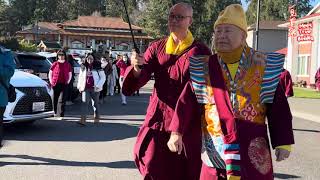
[4,70,54,124]
[37,52,57,63]
[109,49,132,59]
[14,52,51,81]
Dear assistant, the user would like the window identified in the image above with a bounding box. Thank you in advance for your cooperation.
[297,55,310,75]
[71,41,84,48]
[16,54,51,72]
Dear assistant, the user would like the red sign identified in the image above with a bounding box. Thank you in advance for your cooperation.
[297,22,314,42]
[288,6,297,38]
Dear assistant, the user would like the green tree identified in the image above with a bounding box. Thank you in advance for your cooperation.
[137,0,241,44]
[19,39,37,52]
[0,0,8,36]
[137,0,171,38]
[191,0,241,44]
[246,0,313,25]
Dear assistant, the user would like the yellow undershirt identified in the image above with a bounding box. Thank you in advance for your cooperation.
[165,30,194,55]
[218,45,243,79]
[217,46,292,152]
[227,63,239,80]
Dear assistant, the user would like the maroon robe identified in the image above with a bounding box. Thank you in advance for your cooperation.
[279,69,294,97]
[172,55,294,180]
[122,38,211,180]
[316,67,320,91]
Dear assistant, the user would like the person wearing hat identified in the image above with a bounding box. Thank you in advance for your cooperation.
[169,4,294,180]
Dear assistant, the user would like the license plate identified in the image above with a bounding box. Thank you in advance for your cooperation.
[39,73,48,79]
[32,102,45,112]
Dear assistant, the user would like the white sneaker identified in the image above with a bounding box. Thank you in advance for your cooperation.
[57,117,64,120]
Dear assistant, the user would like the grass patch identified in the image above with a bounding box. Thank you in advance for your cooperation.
[293,87,320,99]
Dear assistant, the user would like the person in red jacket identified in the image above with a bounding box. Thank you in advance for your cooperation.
[49,50,72,120]
[122,2,211,180]
[280,69,294,97]
[316,67,320,92]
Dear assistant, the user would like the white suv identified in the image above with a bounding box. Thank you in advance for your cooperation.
[3,70,54,124]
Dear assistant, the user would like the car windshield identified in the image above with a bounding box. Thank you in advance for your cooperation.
[17,54,51,72]
[71,59,80,67]
[47,57,56,63]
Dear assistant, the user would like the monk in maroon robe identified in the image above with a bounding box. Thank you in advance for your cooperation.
[316,67,320,91]
[170,4,294,180]
[280,69,294,97]
[122,2,211,180]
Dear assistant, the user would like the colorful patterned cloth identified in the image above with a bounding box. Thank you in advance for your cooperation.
[189,47,287,180]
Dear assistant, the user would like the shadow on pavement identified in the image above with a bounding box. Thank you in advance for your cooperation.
[4,120,139,142]
[99,118,144,121]
[0,154,136,169]
[293,128,320,133]
[274,173,301,179]
[66,93,150,116]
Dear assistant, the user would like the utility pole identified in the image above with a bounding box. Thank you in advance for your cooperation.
[255,0,261,50]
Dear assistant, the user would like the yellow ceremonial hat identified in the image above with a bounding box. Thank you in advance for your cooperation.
[214,4,248,33]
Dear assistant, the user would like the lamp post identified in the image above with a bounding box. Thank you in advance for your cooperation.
[255,0,261,50]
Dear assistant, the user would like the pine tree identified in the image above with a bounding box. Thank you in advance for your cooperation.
[137,0,172,38]
[246,0,313,25]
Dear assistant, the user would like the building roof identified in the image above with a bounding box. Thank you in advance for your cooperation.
[275,47,287,55]
[307,2,320,16]
[61,31,152,39]
[17,22,60,35]
[15,16,150,40]
[62,16,142,30]
[38,22,60,31]
[248,20,287,31]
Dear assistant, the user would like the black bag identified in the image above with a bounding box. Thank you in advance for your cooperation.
[0,80,16,103]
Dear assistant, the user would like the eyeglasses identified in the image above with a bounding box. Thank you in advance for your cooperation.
[168,14,191,21]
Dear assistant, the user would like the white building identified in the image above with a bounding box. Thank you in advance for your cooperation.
[279,3,320,87]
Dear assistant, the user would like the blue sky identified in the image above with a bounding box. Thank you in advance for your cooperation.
[241,0,319,11]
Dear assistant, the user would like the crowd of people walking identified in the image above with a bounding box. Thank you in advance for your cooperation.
[46,49,134,125]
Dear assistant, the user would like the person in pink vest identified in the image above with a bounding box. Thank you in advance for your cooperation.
[49,50,72,120]
[116,55,129,105]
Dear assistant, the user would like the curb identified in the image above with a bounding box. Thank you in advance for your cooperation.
[291,111,320,123]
